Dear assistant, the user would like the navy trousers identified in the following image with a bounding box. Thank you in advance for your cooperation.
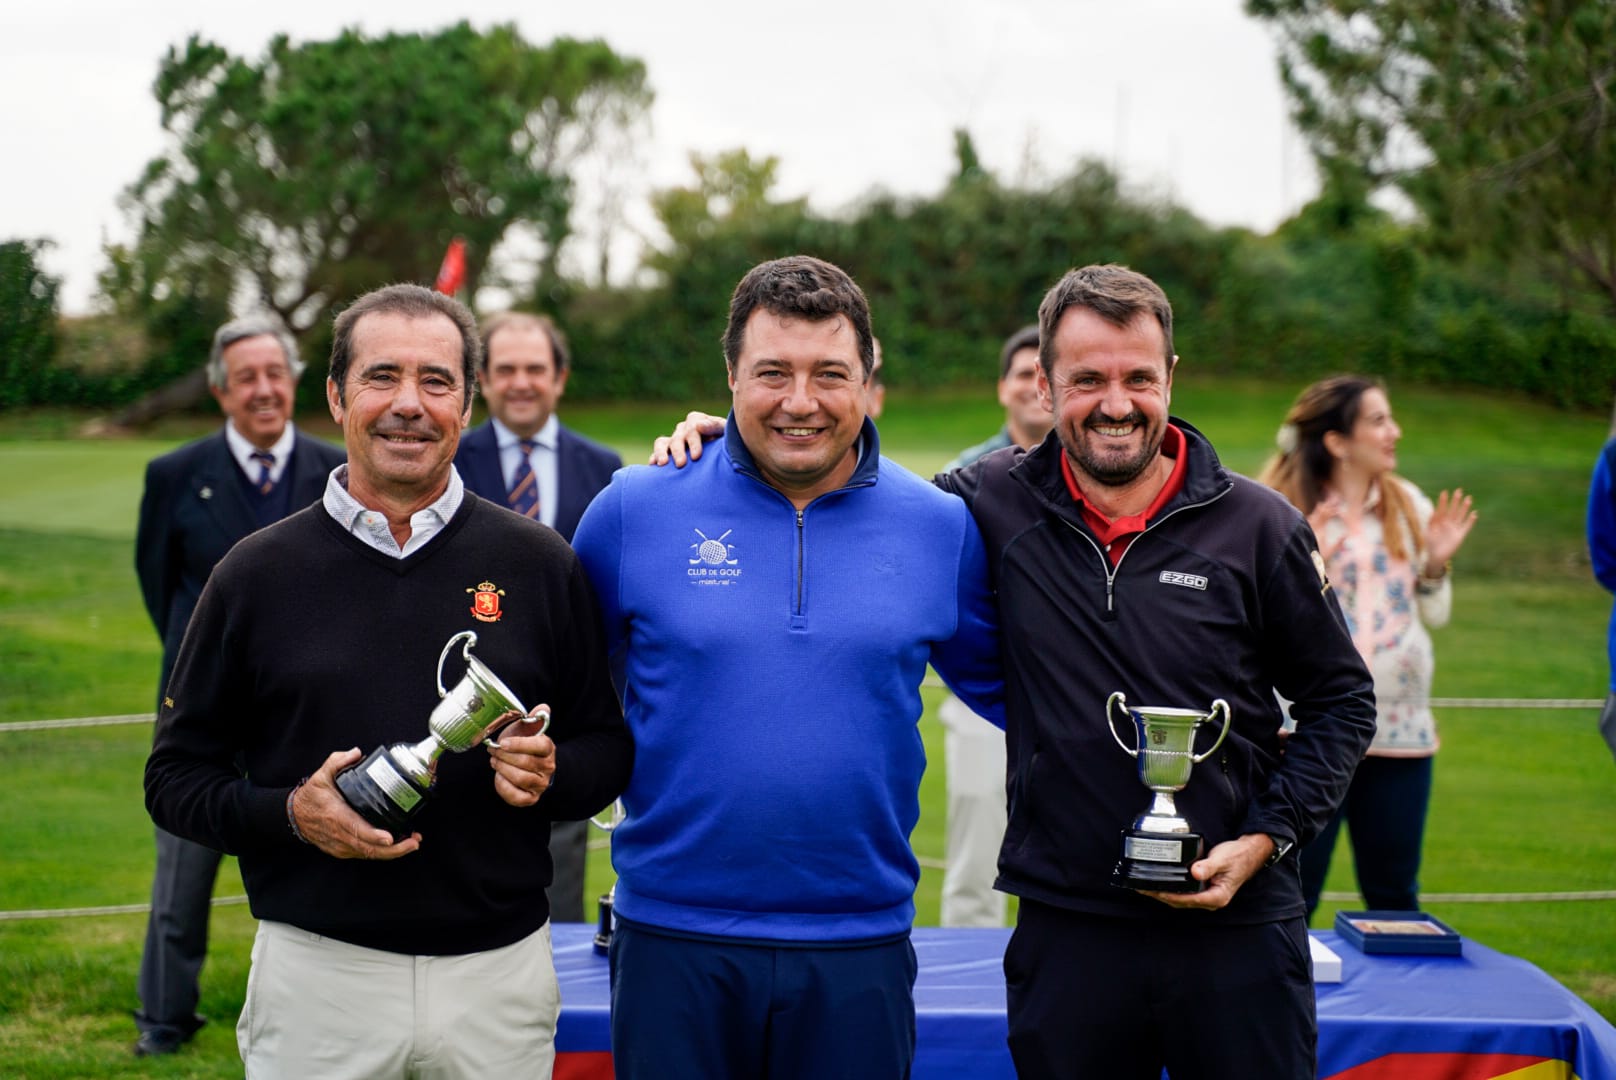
[1005,900,1316,1080]
[608,918,918,1080]
[1299,754,1434,919]
[134,826,222,1039]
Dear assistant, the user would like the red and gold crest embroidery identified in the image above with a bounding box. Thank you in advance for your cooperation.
[467,581,506,623]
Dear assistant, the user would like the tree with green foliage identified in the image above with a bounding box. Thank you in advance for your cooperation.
[647,148,808,275]
[0,239,60,409]
[1247,0,1616,312]
[109,22,650,342]
[567,136,1240,401]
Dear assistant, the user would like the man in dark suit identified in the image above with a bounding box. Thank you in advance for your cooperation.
[132,314,345,1056]
[454,311,622,920]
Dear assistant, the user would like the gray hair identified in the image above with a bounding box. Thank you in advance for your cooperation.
[206,315,303,390]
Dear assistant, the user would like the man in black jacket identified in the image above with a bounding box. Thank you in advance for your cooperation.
[132,314,344,1057]
[935,265,1375,1079]
[145,284,630,1076]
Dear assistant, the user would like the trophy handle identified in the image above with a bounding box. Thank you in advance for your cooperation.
[1105,691,1138,757]
[1190,699,1233,763]
[483,707,550,750]
[590,798,625,832]
[436,630,479,699]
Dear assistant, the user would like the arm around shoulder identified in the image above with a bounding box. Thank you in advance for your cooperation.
[930,505,1004,727]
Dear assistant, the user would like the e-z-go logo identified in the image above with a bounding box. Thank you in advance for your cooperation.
[688,528,741,585]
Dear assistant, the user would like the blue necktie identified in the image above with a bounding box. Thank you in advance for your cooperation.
[250,450,276,495]
[508,439,539,519]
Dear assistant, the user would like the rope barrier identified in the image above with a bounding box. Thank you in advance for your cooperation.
[1430,697,1603,709]
[3,691,1603,734]
[0,895,249,922]
[1,696,1606,736]
[1,711,1607,920]
[0,713,153,732]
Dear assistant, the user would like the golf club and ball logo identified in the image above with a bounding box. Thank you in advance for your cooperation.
[689,528,740,584]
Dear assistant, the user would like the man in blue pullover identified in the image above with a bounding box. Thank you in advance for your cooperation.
[571,255,1003,1080]
[1587,426,1616,765]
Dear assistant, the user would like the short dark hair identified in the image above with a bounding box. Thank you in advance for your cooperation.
[328,284,481,407]
[722,256,875,378]
[998,324,1040,381]
[478,311,571,374]
[1036,265,1174,375]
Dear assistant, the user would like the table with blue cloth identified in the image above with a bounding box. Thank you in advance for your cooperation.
[550,924,1616,1079]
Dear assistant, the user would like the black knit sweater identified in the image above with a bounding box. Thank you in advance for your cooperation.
[145,493,631,954]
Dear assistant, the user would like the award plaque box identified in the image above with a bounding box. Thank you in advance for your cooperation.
[1334,910,1463,955]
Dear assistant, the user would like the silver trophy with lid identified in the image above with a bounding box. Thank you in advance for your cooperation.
[336,630,543,838]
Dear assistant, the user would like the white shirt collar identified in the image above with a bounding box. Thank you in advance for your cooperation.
[224,421,297,483]
[491,413,559,451]
[322,463,466,558]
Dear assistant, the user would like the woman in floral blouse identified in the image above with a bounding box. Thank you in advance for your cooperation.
[1259,376,1477,920]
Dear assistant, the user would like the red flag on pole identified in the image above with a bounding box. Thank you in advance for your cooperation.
[434,237,467,295]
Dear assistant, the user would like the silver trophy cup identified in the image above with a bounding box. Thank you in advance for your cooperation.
[1106,691,1231,892]
[336,630,544,838]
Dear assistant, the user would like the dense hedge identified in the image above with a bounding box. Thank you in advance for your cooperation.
[562,169,1616,410]
[10,163,1616,414]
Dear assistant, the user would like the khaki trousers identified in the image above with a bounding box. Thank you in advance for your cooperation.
[238,920,559,1080]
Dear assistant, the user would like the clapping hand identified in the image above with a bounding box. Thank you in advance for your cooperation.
[1424,488,1477,570]
[1307,494,1346,562]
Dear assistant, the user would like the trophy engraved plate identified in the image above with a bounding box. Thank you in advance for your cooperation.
[336,630,541,840]
[1124,835,1186,863]
[1106,691,1231,893]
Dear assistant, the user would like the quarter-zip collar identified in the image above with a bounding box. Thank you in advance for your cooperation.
[722,411,882,499]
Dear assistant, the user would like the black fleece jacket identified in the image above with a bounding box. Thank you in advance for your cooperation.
[937,419,1374,924]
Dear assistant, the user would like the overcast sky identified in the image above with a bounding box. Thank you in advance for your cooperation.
[2,0,1316,314]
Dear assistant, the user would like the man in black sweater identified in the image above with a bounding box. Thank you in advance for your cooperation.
[145,284,630,1077]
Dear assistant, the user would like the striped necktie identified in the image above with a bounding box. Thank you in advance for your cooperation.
[250,450,276,495]
[508,439,540,519]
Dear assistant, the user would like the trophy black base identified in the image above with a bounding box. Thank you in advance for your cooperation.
[1110,828,1205,893]
[335,746,430,842]
[593,892,614,956]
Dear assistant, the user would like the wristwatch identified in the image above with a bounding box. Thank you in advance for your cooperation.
[1264,837,1294,868]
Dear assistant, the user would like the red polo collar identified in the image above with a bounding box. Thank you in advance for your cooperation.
[1060,424,1188,564]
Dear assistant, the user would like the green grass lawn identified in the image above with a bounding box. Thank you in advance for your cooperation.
[2,378,1614,1076]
